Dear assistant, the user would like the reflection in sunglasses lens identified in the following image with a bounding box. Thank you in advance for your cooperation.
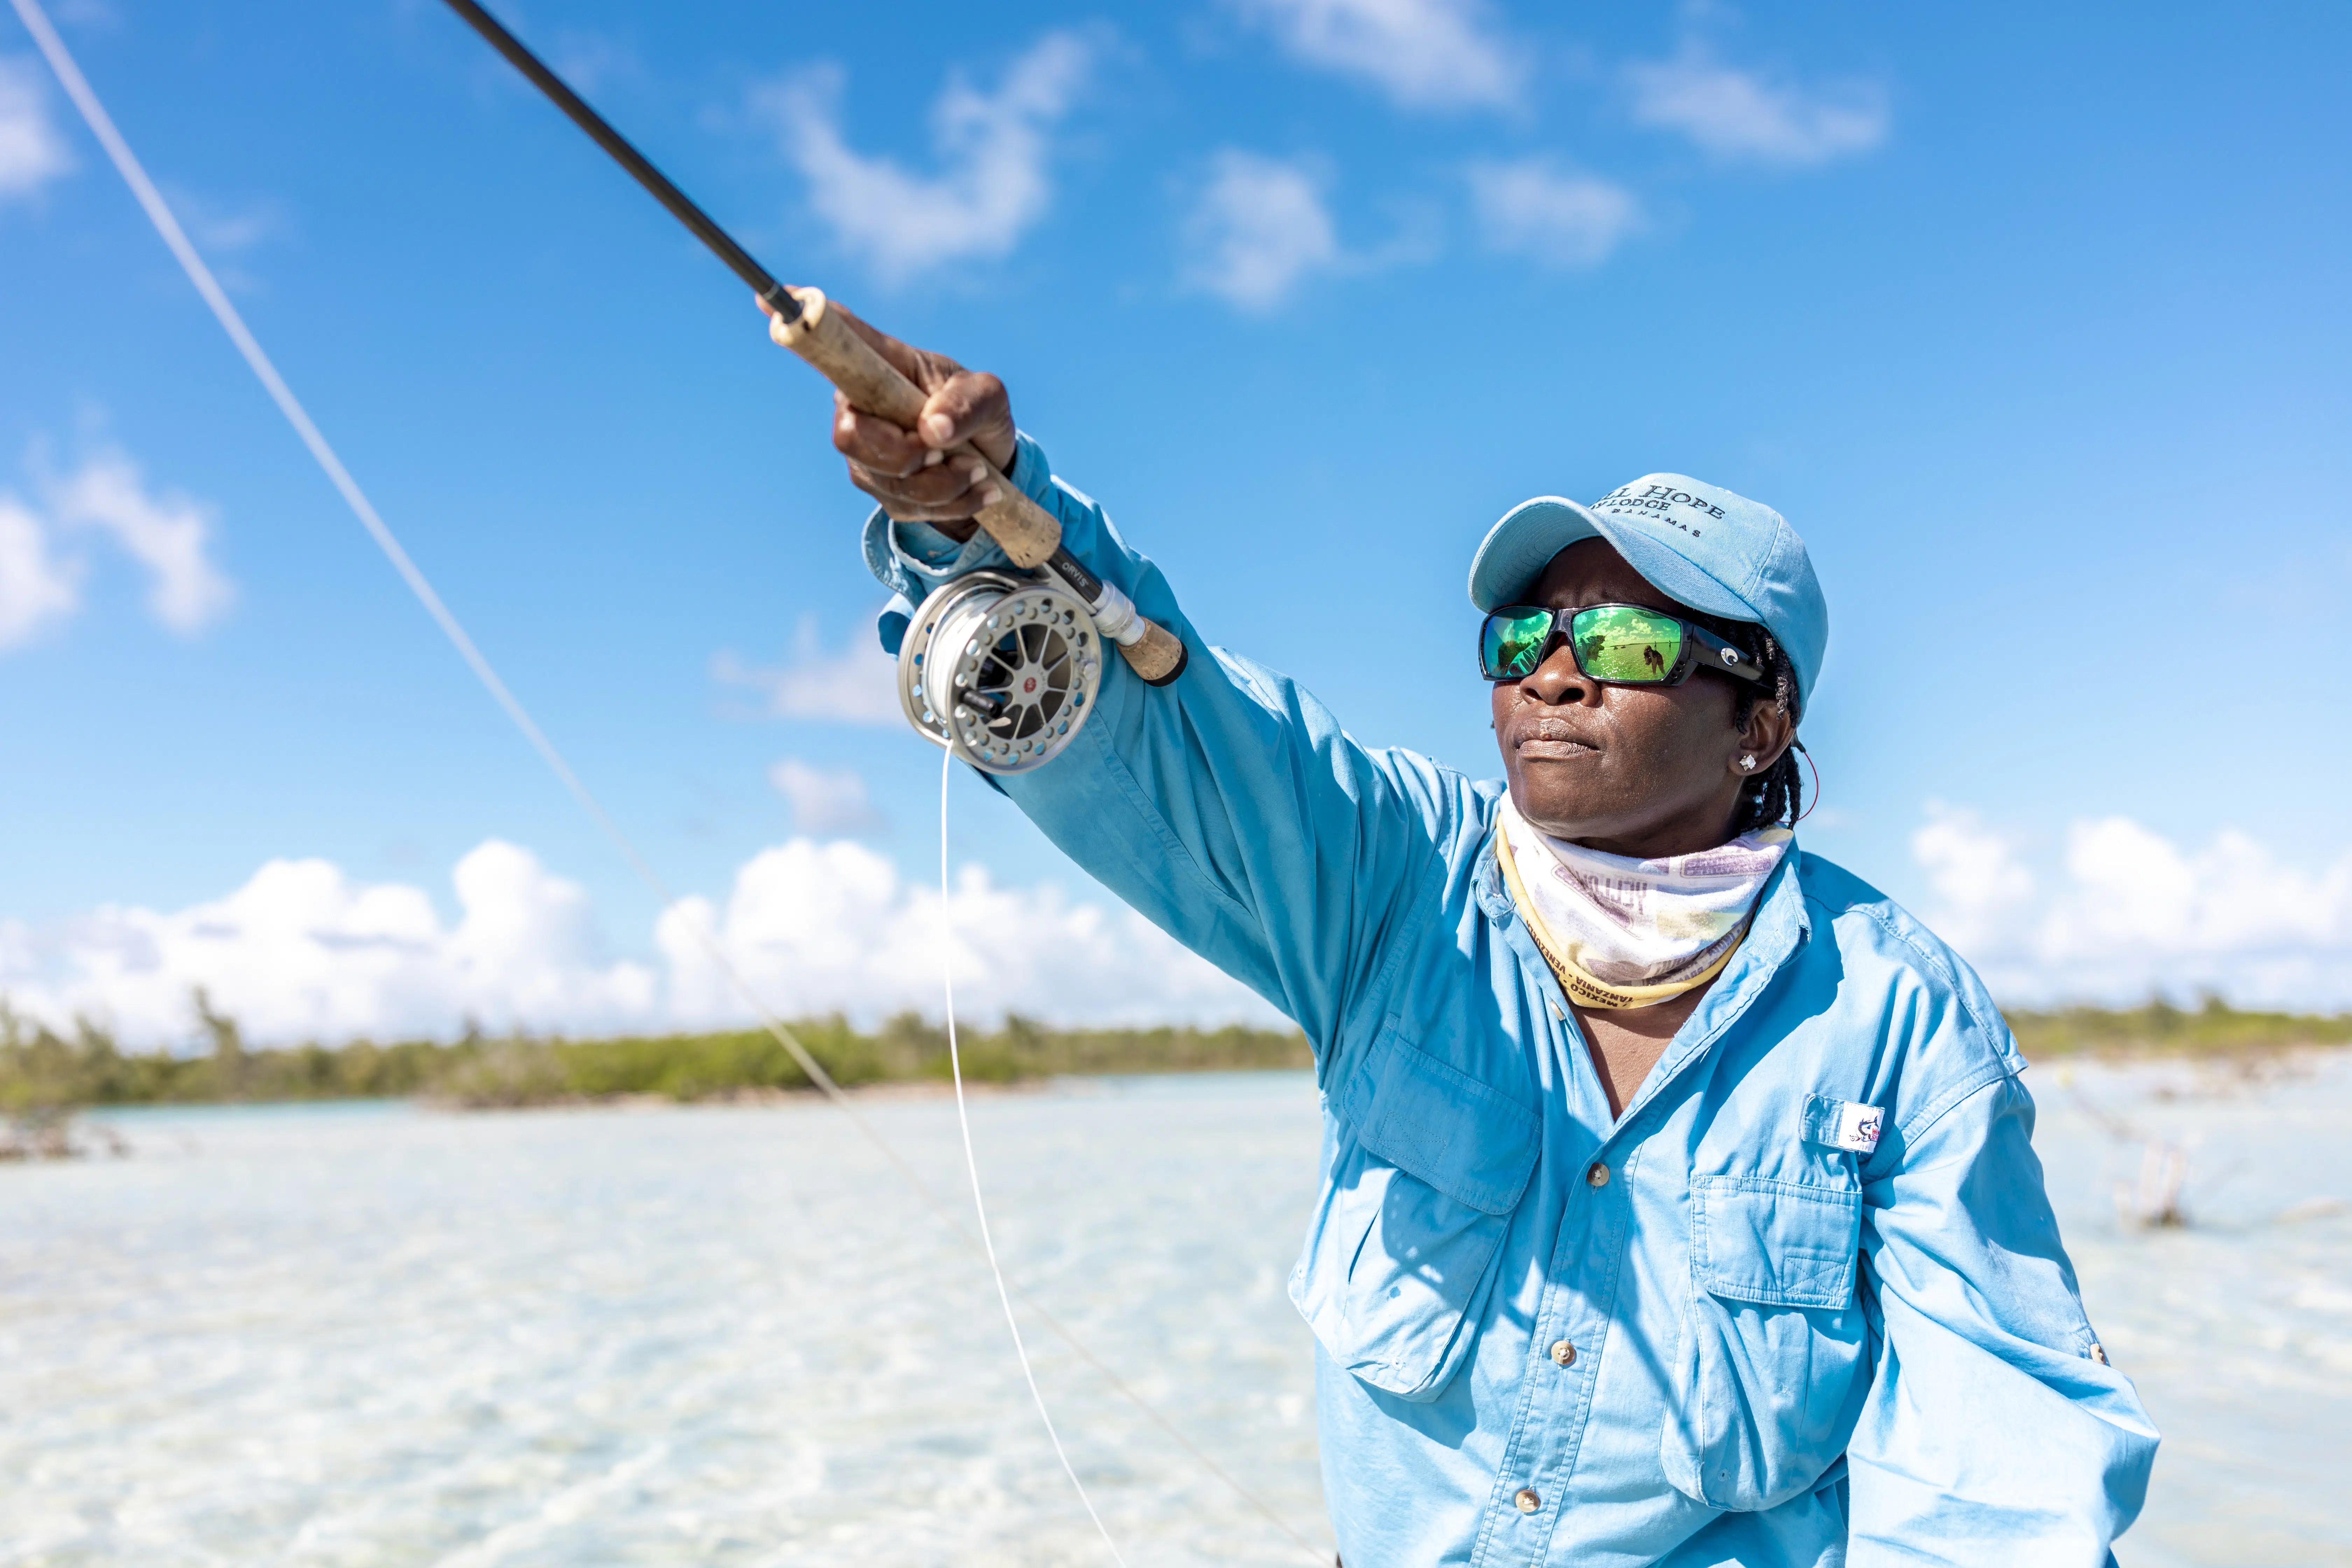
[1573,606,1682,682]
[1484,610,1556,678]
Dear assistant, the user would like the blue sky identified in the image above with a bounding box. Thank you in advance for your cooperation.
[4,0,2349,1043]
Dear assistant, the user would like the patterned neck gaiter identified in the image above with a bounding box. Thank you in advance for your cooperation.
[1493,795,1791,1011]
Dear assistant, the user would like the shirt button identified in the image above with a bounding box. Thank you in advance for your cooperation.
[1586,1160,1610,1188]
[1514,1487,1542,1513]
[1549,1340,1576,1367]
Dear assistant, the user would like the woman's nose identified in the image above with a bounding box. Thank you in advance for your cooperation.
[1523,642,1598,705]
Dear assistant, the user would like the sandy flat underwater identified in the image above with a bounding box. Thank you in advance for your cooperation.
[4,1057,2347,1567]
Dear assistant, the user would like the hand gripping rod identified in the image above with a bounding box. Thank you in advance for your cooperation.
[440,0,1187,686]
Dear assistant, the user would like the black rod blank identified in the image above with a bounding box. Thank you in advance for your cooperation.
[440,0,801,323]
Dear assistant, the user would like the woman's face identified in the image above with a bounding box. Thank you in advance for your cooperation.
[1490,539,1792,858]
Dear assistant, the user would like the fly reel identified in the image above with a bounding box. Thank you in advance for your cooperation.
[899,572,1103,775]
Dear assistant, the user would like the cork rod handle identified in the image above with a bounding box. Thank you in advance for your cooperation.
[774,289,1186,686]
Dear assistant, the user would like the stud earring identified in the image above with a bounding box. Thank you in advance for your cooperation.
[1738,754,1756,771]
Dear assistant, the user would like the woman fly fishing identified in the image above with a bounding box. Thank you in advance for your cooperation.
[774,297,2160,1568]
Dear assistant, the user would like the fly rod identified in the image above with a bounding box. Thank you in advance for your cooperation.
[440,0,1188,687]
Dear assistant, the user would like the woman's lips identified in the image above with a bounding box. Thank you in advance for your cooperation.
[1512,715,1599,760]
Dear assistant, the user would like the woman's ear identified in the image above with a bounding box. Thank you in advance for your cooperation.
[1737,698,1797,776]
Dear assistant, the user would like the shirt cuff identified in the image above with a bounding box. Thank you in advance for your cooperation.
[892,519,966,569]
[862,432,1054,649]
[876,592,915,656]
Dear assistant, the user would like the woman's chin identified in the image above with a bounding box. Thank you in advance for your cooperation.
[1508,789,1605,841]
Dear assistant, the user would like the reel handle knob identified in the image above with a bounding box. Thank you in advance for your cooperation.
[774,287,1187,687]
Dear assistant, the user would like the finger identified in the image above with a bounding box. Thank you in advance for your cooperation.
[832,396,933,479]
[848,472,1000,527]
[848,453,996,515]
[915,370,1015,468]
[846,464,1000,525]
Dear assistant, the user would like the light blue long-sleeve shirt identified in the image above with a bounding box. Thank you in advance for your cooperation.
[860,434,2158,1567]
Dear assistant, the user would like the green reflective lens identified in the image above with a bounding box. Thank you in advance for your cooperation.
[1481,608,1557,679]
[1570,604,1685,682]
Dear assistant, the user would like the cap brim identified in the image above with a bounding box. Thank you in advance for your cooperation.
[1468,496,1764,628]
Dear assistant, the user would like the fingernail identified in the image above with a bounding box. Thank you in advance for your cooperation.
[923,449,945,468]
[962,458,987,480]
[979,484,1002,507]
[922,413,954,444]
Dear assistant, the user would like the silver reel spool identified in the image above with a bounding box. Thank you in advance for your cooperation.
[899,571,1103,775]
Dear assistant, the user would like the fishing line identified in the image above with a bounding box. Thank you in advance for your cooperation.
[939,748,1127,1565]
[4,0,876,1169]
[13,4,1327,1559]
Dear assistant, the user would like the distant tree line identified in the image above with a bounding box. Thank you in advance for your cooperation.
[4,991,2347,1121]
[2001,995,2352,1058]
[0,993,1315,1116]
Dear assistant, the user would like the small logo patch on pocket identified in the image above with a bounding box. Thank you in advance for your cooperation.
[1833,1101,1882,1154]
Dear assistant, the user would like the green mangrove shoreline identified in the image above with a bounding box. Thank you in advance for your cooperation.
[1,1001,1315,1120]
[4,997,2348,1129]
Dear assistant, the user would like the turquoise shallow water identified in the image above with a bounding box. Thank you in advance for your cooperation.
[4,1059,2348,1566]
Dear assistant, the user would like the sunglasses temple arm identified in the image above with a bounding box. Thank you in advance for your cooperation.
[1689,624,1767,682]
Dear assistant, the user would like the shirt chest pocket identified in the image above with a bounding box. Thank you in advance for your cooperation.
[1662,1174,1872,1512]
[1289,1031,1538,1404]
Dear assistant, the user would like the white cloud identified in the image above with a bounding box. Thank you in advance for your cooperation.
[713,617,901,726]
[1467,159,1640,267]
[1912,804,2036,927]
[769,758,884,835]
[1625,46,1888,168]
[1228,0,1521,112]
[659,838,1281,1032]
[1911,805,2352,1010]
[0,447,232,649]
[0,493,80,648]
[0,842,660,1046]
[753,31,1095,282]
[1182,150,1342,312]
[0,837,1283,1046]
[547,31,637,97]
[0,54,74,203]
[44,449,234,632]
[160,185,281,256]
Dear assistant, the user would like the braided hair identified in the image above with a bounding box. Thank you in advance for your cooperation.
[1690,612,1804,836]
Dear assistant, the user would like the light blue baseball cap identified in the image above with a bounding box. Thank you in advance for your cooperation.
[1467,473,1829,713]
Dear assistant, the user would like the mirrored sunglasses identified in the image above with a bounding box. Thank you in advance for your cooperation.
[1478,602,1765,687]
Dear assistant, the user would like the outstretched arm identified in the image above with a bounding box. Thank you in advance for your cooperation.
[785,306,1469,1082]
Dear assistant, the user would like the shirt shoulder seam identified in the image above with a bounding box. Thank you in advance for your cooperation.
[1802,887,2012,1047]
